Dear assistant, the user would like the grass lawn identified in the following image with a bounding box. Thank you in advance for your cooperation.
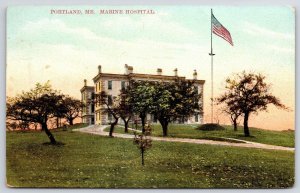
[7,125,294,188]
[106,124,294,147]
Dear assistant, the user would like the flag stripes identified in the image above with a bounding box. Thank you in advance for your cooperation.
[212,13,233,46]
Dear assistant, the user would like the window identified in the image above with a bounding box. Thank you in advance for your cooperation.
[195,114,199,122]
[95,113,98,121]
[108,95,113,105]
[108,80,112,90]
[98,82,101,91]
[121,81,126,90]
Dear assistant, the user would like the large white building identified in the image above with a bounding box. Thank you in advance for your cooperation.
[81,64,205,125]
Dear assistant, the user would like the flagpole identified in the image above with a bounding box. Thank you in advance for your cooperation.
[209,8,215,123]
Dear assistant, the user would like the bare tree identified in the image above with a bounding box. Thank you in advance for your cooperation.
[217,72,288,136]
[133,122,152,166]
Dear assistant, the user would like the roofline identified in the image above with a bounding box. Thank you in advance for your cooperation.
[80,86,95,92]
[93,72,205,84]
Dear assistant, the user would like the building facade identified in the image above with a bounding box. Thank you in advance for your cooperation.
[80,79,95,125]
[82,64,205,125]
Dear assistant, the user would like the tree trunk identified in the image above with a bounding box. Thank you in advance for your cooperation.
[233,119,238,131]
[243,112,250,137]
[109,118,118,137]
[141,148,145,166]
[69,118,74,125]
[56,118,59,128]
[162,123,168,137]
[159,119,169,137]
[42,123,57,144]
[140,114,146,133]
[124,119,129,133]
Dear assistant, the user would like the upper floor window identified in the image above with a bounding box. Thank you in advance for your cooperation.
[121,81,126,90]
[108,81,112,90]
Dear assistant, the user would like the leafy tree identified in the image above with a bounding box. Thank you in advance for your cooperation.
[150,79,201,136]
[128,79,202,136]
[127,81,155,133]
[217,72,287,136]
[172,79,202,123]
[62,96,83,125]
[6,82,66,144]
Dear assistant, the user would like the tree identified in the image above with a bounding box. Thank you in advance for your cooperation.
[94,91,120,137]
[150,79,202,136]
[127,81,155,133]
[118,88,133,133]
[218,102,242,131]
[224,107,242,131]
[150,82,173,136]
[133,122,152,166]
[62,96,83,125]
[7,82,67,144]
[217,72,287,136]
[126,79,202,136]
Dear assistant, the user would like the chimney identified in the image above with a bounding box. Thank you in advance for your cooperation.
[124,64,128,74]
[174,68,178,76]
[193,70,197,80]
[84,79,87,86]
[157,68,162,75]
[128,66,133,74]
[98,65,102,74]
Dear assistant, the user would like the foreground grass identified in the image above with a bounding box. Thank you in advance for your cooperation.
[107,124,294,147]
[7,128,294,188]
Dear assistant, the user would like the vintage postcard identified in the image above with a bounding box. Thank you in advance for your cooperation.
[6,6,295,188]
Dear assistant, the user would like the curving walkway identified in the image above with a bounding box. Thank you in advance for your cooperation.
[74,125,295,152]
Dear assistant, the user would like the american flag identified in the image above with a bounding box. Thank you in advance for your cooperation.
[212,13,233,46]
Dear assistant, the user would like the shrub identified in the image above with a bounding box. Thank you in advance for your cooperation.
[196,124,225,131]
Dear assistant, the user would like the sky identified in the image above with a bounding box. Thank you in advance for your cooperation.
[6,6,295,130]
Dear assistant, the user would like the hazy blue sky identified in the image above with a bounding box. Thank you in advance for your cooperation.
[6,6,295,130]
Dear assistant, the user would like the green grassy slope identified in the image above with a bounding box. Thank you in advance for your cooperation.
[6,128,294,188]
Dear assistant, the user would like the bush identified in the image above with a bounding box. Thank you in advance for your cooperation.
[196,124,225,131]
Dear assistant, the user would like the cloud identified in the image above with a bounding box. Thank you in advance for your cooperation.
[243,21,293,40]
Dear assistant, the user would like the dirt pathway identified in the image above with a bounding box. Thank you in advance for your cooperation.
[74,125,294,152]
